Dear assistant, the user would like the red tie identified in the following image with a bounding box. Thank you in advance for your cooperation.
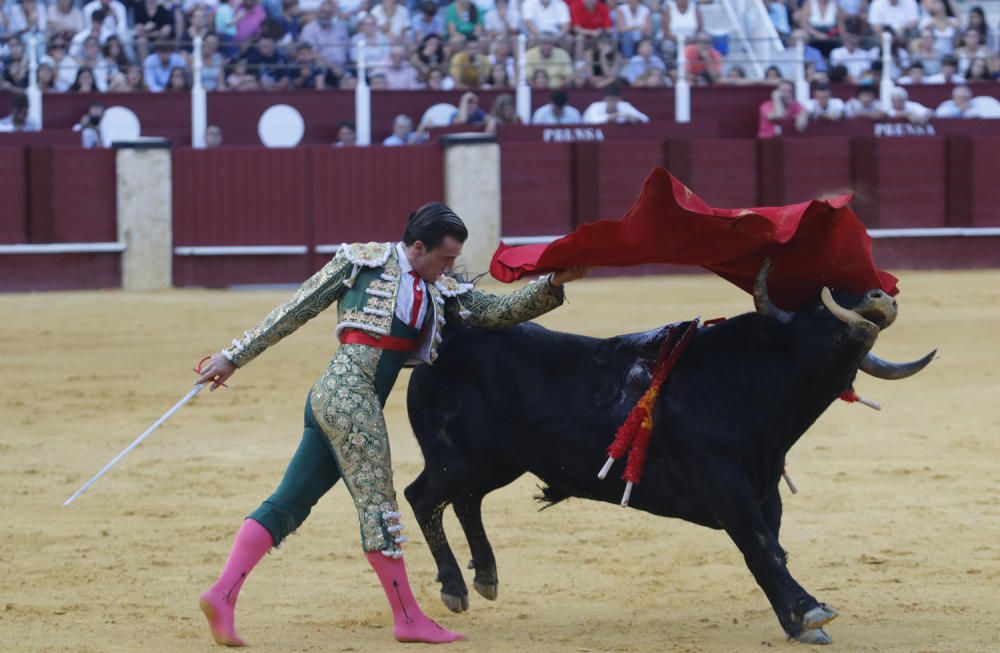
[409,271,423,328]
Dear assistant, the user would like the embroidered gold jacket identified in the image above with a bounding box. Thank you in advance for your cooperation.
[222,242,564,367]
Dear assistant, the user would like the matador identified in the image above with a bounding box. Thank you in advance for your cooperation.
[195,203,586,646]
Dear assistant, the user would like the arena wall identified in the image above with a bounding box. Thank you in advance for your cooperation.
[2,131,998,291]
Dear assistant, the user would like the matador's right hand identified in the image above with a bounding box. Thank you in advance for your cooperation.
[195,353,237,391]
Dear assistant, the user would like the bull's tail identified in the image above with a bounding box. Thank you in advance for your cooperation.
[533,484,570,510]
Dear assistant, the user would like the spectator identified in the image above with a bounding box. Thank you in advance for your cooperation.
[966,6,990,47]
[582,83,650,123]
[844,84,886,118]
[965,56,992,81]
[525,31,573,87]
[452,36,491,88]
[300,1,350,75]
[897,60,925,83]
[587,33,623,87]
[925,54,964,83]
[805,81,845,121]
[334,119,356,146]
[215,0,239,47]
[684,31,722,83]
[721,64,754,85]
[41,36,80,93]
[766,0,791,39]
[837,0,869,32]
[226,58,260,89]
[489,37,516,82]
[662,0,703,54]
[522,0,571,41]
[6,0,48,39]
[791,29,828,73]
[758,79,806,136]
[37,62,57,92]
[195,34,227,91]
[48,0,84,41]
[799,0,841,56]
[166,66,190,91]
[73,102,105,147]
[484,61,513,87]
[829,26,875,82]
[485,0,522,39]
[622,38,666,85]
[290,42,328,88]
[532,88,582,123]
[81,0,130,45]
[0,95,40,132]
[383,114,428,145]
[380,44,420,89]
[935,85,980,118]
[423,66,453,89]
[873,26,911,79]
[102,36,128,72]
[764,64,782,81]
[955,29,990,78]
[274,0,302,44]
[485,92,520,132]
[918,0,959,58]
[570,0,612,59]
[412,0,447,41]
[635,66,670,86]
[908,28,942,74]
[248,35,292,89]
[235,0,268,43]
[79,37,113,92]
[412,33,446,79]
[109,63,148,91]
[885,86,931,123]
[446,0,484,42]
[144,40,187,92]
[134,0,175,62]
[615,0,653,58]
[351,14,391,71]
[70,66,99,92]
[867,0,919,38]
[69,9,106,61]
[567,59,593,87]
[530,67,551,87]
[206,124,224,147]
[181,6,214,52]
[450,91,488,124]
[371,0,410,40]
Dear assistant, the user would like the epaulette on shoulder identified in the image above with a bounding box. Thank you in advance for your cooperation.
[434,275,475,297]
[341,242,393,267]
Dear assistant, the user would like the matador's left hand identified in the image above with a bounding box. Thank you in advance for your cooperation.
[550,266,590,287]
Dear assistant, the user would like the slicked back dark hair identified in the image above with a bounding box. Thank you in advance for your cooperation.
[402,202,468,250]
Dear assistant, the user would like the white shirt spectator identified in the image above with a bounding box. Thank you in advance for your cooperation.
[532,102,582,124]
[622,53,666,84]
[337,0,367,15]
[298,0,324,11]
[845,97,884,118]
[935,100,980,118]
[582,98,650,124]
[806,96,845,120]
[41,53,80,92]
[886,99,931,120]
[5,1,48,35]
[665,0,699,40]
[867,0,919,35]
[82,0,130,44]
[370,3,411,39]
[521,0,571,35]
[829,45,876,80]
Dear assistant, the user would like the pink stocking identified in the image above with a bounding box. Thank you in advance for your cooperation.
[365,552,465,644]
[199,519,272,647]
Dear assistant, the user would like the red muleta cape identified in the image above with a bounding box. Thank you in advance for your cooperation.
[490,167,898,310]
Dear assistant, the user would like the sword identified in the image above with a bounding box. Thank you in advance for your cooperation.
[63,356,220,507]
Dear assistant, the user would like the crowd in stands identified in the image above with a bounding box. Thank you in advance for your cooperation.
[1,0,999,136]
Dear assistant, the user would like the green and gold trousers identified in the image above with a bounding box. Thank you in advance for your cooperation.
[248,342,411,555]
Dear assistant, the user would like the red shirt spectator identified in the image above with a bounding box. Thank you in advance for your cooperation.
[758,80,806,138]
[570,0,612,33]
[684,33,722,81]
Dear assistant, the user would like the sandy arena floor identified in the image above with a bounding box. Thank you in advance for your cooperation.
[2,271,999,653]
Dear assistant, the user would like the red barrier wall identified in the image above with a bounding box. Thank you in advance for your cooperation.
[26,147,116,242]
[667,139,759,208]
[0,253,120,291]
[852,138,947,228]
[969,137,1000,228]
[501,142,574,236]
[758,137,853,206]
[0,148,27,243]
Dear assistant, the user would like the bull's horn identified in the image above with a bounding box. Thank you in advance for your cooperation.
[860,349,937,380]
[754,258,793,324]
[821,287,878,330]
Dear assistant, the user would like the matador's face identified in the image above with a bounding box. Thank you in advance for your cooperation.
[411,236,464,282]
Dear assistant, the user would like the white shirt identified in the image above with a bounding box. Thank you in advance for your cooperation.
[82,0,130,43]
[532,103,582,124]
[886,100,931,120]
[521,0,570,34]
[829,45,876,80]
[806,96,845,120]
[582,99,650,124]
[395,242,428,328]
[867,0,919,34]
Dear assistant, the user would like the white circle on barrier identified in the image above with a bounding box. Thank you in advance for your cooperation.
[100,106,141,147]
[258,104,305,148]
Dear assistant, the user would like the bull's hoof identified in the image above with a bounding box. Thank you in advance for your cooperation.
[473,579,498,601]
[440,591,469,613]
[803,604,839,630]
[792,627,833,645]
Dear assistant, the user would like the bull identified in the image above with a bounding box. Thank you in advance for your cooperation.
[403,262,935,644]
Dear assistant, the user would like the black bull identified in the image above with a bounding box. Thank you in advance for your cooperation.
[404,266,935,644]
